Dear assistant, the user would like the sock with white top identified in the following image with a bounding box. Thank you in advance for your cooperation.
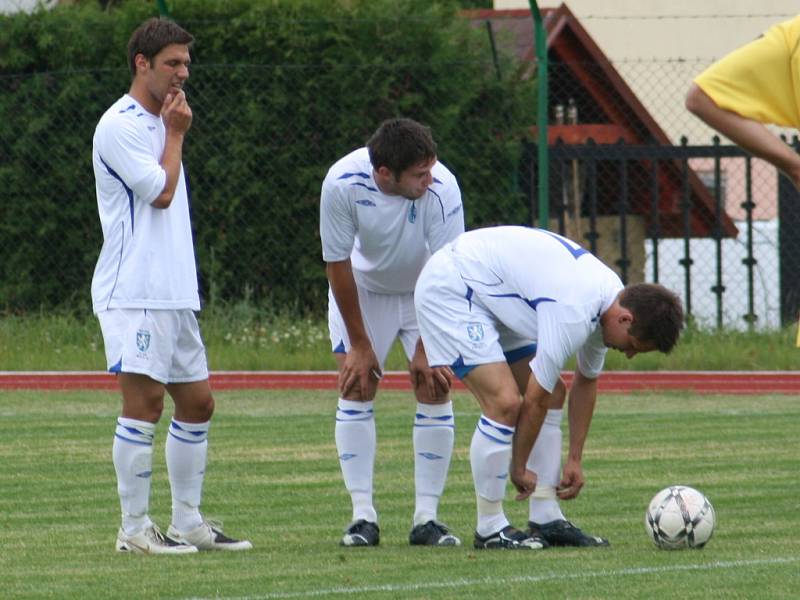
[166,419,209,533]
[336,398,378,523]
[113,417,156,535]
[413,401,455,525]
[528,409,566,524]
[471,414,514,537]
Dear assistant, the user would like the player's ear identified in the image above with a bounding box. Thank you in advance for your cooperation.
[134,54,150,75]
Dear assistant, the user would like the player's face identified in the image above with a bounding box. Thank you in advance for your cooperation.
[391,157,436,200]
[602,322,656,359]
[140,43,191,105]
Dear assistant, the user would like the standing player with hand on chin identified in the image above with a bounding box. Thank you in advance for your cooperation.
[321,118,465,547]
[92,17,251,555]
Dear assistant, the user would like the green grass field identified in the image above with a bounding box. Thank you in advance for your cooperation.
[1,308,798,371]
[2,388,799,599]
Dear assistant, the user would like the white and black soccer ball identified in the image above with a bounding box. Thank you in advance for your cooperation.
[645,485,715,550]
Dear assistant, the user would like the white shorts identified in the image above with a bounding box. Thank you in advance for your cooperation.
[328,286,419,367]
[414,248,534,378]
[97,308,209,384]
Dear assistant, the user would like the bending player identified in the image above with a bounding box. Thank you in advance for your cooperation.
[415,226,683,549]
[320,118,465,547]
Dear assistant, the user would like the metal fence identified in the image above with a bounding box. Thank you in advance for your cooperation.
[2,19,798,330]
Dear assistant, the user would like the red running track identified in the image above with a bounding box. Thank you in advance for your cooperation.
[0,370,798,394]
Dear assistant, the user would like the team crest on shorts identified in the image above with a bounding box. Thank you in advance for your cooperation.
[466,322,484,342]
[136,329,151,353]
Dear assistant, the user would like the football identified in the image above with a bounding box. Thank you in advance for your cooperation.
[645,485,715,550]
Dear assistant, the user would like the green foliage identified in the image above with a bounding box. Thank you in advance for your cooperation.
[0,0,534,313]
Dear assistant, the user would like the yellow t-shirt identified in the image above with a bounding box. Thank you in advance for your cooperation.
[694,15,800,128]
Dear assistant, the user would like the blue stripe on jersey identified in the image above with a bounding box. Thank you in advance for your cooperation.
[427,187,445,223]
[333,340,345,353]
[539,229,590,259]
[350,181,379,192]
[99,155,135,234]
[465,286,474,310]
[433,177,442,184]
[337,172,379,192]
[486,293,556,311]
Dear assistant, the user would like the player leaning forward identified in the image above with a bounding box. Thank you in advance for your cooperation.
[91,17,250,554]
[415,226,683,549]
[320,118,466,546]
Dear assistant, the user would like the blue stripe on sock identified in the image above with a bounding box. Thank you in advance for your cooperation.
[114,433,153,446]
[479,416,514,437]
[167,430,207,444]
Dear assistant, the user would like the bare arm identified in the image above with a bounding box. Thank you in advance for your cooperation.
[409,338,452,402]
[558,369,597,500]
[152,91,192,209]
[326,259,379,398]
[686,83,800,188]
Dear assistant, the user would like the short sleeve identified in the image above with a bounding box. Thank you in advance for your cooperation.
[530,303,593,393]
[320,178,357,262]
[576,326,608,380]
[694,16,800,128]
[95,117,166,204]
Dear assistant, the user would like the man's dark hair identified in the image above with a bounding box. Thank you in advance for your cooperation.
[127,17,194,77]
[619,283,684,353]
[367,118,437,177]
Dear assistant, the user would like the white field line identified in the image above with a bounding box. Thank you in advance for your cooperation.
[181,556,798,600]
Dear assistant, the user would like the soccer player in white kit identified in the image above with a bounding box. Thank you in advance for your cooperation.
[320,118,465,546]
[92,17,250,554]
[415,226,683,549]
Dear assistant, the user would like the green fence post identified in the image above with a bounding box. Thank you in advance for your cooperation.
[529,1,549,229]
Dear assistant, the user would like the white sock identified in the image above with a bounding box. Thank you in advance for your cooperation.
[471,414,514,537]
[113,417,156,535]
[336,399,377,523]
[413,401,455,525]
[528,409,566,524]
[166,419,209,533]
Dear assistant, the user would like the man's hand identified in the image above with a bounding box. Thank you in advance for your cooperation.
[161,90,192,135]
[339,342,380,400]
[511,467,538,501]
[556,459,585,500]
[409,340,452,400]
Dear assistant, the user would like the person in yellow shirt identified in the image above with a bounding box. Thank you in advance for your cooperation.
[686,15,800,190]
[686,16,800,346]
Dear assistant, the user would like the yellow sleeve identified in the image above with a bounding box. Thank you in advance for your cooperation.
[694,16,800,129]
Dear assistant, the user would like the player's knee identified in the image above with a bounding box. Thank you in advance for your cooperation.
[412,379,450,404]
[489,393,522,426]
[196,394,215,421]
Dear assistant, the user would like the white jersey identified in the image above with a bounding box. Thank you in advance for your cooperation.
[91,94,200,313]
[450,226,624,392]
[320,147,464,294]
